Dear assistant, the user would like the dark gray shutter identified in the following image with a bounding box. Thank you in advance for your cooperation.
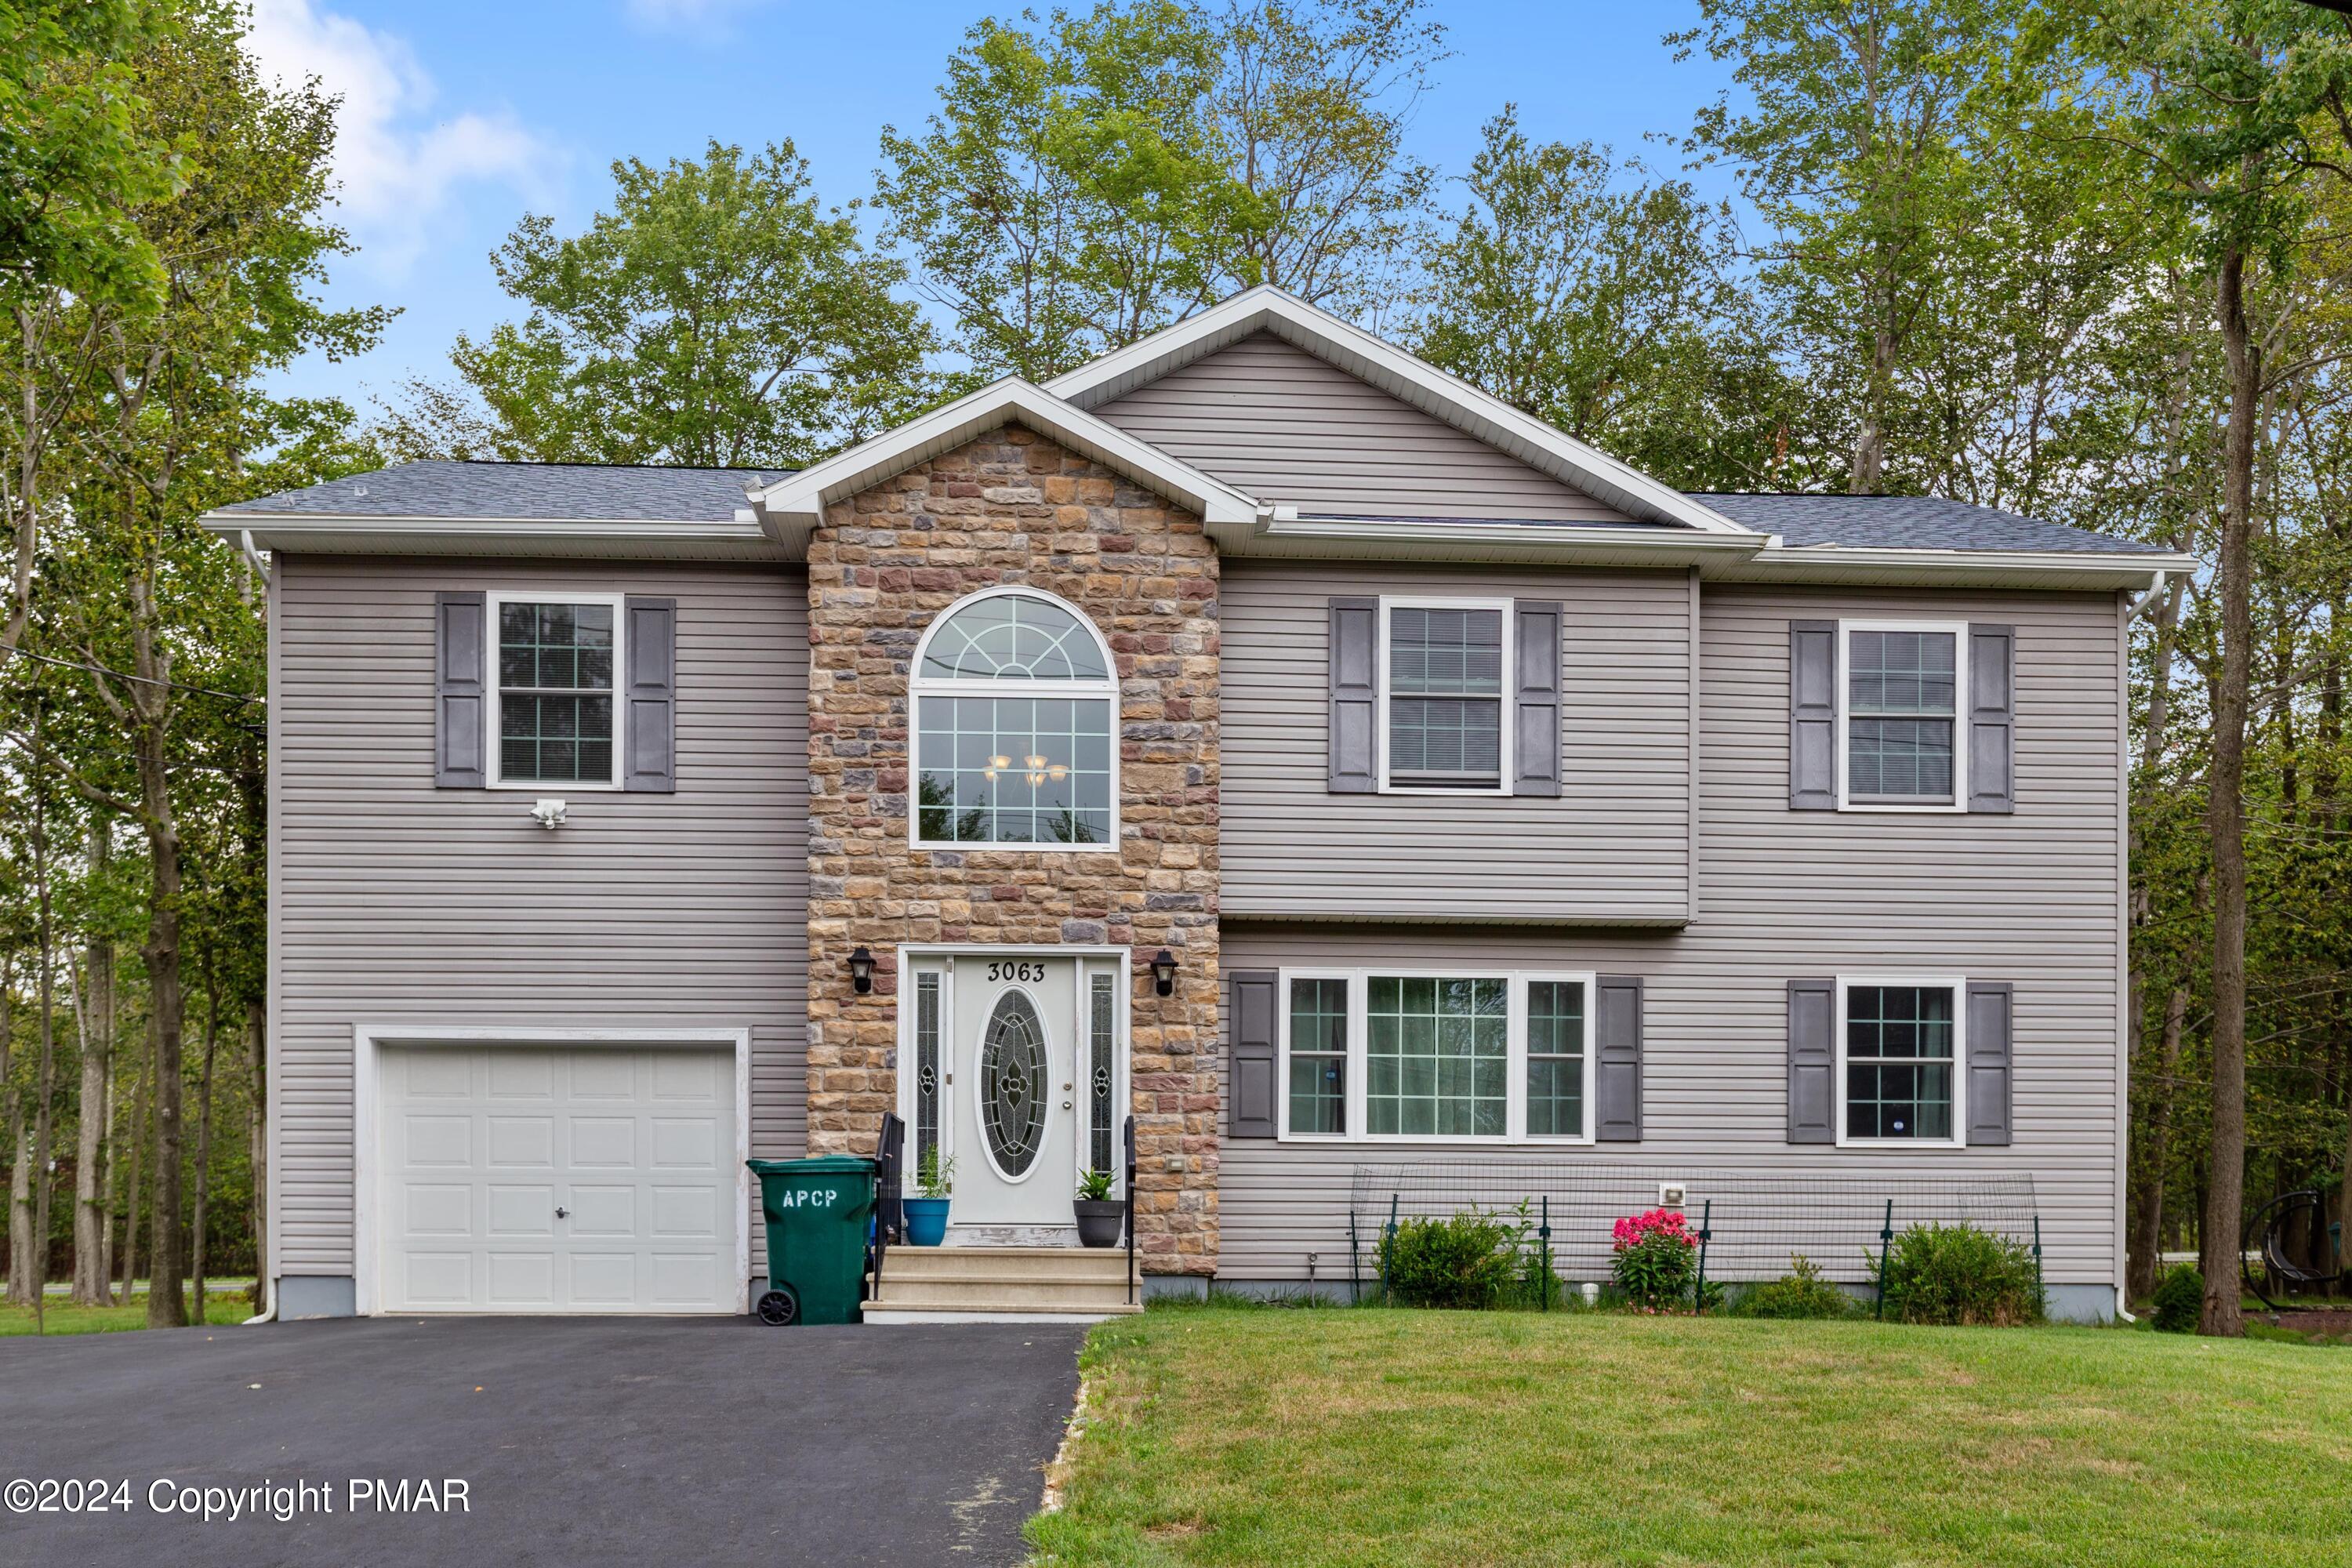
[1512,599,1562,797]
[1967,624,2015,813]
[1228,970,1279,1138]
[623,595,677,793]
[1965,981,2014,1145]
[435,591,486,789]
[1789,620,1837,810]
[1327,597,1377,793]
[1594,975,1642,1142]
[1787,978,1836,1144]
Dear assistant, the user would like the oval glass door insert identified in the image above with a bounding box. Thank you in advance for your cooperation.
[979,989,1049,1178]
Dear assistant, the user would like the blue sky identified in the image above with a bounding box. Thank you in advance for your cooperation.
[251,0,1742,414]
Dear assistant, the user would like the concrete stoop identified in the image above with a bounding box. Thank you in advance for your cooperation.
[863,1245,1142,1324]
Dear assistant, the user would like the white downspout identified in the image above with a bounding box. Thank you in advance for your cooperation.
[242,1276,275,1326]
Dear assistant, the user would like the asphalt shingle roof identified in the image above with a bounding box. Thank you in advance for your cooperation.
[216,460,789,523]
[214,460,2165,558]
[1688,492,2165,555]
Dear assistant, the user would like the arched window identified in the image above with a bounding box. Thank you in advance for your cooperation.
[910,588,1117,848]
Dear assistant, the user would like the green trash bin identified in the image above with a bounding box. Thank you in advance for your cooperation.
[749,1155,877,1326]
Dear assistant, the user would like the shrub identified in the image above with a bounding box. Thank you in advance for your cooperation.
[1610,1207,1698,1311]
[2149,1264,2202,1333]
[1879,1222,2043,1326]
[1730,1255,1859,1319]
[1382,1210,1522,1309]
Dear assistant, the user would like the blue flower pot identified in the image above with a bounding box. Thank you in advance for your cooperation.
[903,1196,951,1247]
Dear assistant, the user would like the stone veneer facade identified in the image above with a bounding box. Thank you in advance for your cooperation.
[802,426,1222,1276]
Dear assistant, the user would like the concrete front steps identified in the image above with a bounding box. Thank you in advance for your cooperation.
[863,1244,1142,1324]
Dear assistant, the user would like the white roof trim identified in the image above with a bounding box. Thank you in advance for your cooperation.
[198,510,782,563]
[1044,285,1752,537]
[749,377,1260,554]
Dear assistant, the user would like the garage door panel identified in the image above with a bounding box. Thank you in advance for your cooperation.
[652,1117,719,1168]
[488,1250,555,1307]
[381,1044,738,1316]
[487,1116,554,1167]
[487,1184,555,1236]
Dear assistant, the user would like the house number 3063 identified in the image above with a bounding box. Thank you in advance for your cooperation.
[986,961,1047,982]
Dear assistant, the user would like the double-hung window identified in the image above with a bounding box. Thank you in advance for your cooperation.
[490,593,622,787]
[1841,621,1965,810]
[1837,977,1964,1145]
[1277,969,1592,1142]
[1381,598,1511,793]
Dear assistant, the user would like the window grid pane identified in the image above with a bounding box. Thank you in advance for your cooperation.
[1365,975,1506,1138]
[1089,973,1116,1174]
[1849,630,1956,800]
[919,593,1109,680]
[1287,978,1347,1134]
[1846,985,1955,1140]
[499,601,615,782]
[1526,979,1585,1138]
[915,695,1114,844]
[915,974,941,1175]
[1388,605,1503,786]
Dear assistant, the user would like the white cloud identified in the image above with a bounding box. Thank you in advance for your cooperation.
[244,0,559,274]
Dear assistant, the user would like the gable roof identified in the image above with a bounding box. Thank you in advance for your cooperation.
[747,376,1258,555]
[1693,492,2169,556]
[1045,285,1753,537]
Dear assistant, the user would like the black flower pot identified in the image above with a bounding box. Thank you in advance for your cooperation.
[1073,1200,1126,1249]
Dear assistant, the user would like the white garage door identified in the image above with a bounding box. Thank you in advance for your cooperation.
[379,1045,739,1313]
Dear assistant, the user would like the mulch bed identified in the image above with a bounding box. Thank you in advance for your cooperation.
[2267,1308,2352,1335]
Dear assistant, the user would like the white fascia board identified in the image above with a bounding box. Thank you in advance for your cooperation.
[1218,513,1769,569]
[750,377,1260,554]
[1715,544,2201,592]
[1044,286,1752,537]
[198,510,782,563]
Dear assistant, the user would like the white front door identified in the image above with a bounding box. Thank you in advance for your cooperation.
[903,951,1127,1238]
[379,1044,738,1313]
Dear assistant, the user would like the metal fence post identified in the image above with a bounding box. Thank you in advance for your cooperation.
[1875,1199,1896,1320]
[1540,1195,1553,1312]
[1694,1198,1714,1313]
[1348,1211,1362,1305]
[2032,1214,2045,1309]
[1381,1192,1399,1305]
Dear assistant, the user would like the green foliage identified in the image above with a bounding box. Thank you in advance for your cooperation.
[915,1145,956,1199]
[384,140,931,467]
[1730,1254,1859,1319]
[1078,1167,1116,1202]
[2149,1264,2202,1334]
[1416,106,1807,491]
[1610,1209,1699,1312]
[1380,1210,1522,1309]
[1879,1223,2044,1327]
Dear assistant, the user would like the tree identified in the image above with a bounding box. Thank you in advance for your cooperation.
[384,140,929,468]
[1209,0,1446,323]
[2085,0,2352,1336]
[877,2,1246,380]
[1414,107,1814,491]
[1675,0,2013,493]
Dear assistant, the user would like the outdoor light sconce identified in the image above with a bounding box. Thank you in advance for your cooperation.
[529,799,567,830]
[1150,949,1178,996]
[848,946,876,995]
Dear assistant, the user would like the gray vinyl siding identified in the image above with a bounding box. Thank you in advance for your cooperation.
[1092,332,1635,521]
[1214,585,2125,1288]
[1221,561,1692,924]
[270,555,807,1277]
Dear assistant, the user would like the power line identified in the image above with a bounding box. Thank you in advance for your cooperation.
[5,648,263,706]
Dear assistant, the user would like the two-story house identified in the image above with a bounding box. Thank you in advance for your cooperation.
[205,289,2190,1324]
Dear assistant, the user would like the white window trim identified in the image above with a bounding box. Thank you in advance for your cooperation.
[1377,594,1515,797]
[1274,967,1596,1145]
[1837,618,1969,814]
[907,585,1122,853]
[485,589,626,792]
[1834,974,1968,1150]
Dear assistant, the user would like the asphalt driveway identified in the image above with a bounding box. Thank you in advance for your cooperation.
[0,1316,1087,1568]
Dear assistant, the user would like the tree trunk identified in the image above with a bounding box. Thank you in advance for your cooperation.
[117,1016,151,1308]
[127,564,189,1330]
[72,818,114,1305]
[28,731,59,1330]
[2129,987,2190,1301]
[189,954,221,1325]
[2200,241,2256,1338]
[1,949,24,1305]
[1850,319,1894,494]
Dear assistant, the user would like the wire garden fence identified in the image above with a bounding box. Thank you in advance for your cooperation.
[1345,1161,2042,1312]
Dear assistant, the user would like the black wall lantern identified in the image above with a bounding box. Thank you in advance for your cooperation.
[1150,948,1178,996]
[848,946,876,995]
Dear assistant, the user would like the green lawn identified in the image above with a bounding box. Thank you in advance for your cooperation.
[0,1290,253,1336]
[1029,1305,2352,1567]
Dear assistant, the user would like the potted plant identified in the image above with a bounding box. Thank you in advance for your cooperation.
[1073,1168,1124,1248]
[905,1148,953,1247]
